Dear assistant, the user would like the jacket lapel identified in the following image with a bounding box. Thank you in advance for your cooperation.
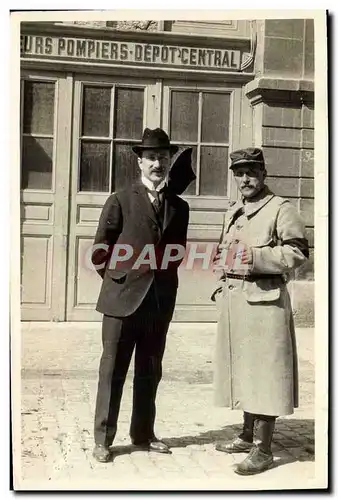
[132,182,177,235]
[132,183,158,225]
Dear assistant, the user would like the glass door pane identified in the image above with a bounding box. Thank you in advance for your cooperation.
[21,79,56,190]
[114,143,140,191]
[200,146,229,196]
[82,86,111,137]
[80,141,111,192]
[115,87,144,139]
[201,93,230,143]
[170,91,199,142]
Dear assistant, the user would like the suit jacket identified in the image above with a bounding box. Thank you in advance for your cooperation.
[92,182,189,317]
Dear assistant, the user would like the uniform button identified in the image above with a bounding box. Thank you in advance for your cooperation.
[228,284,234,290]
[236,225,242,230]
[234,239,239,244]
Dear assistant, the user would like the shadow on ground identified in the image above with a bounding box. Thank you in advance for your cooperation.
[108,418,315,470]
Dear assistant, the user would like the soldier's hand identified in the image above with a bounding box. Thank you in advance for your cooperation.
[239,245,253,265]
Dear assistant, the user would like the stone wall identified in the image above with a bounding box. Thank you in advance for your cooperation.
[263,101,314,327]
[260,19,314,79]
[246,19,315,327]
[262,103,314,277]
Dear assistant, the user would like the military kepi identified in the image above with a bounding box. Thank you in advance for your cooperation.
[132,128,178,155]
[230,147,265,170]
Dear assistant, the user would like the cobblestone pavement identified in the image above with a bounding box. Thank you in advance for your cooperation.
[15,323,325,490]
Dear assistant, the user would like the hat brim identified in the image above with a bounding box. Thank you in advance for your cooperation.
[132,144,179,155]
[230,159,264,170]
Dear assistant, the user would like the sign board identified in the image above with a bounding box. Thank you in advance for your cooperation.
[21,34,242,70]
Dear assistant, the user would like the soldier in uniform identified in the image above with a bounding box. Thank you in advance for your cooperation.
[91,128,195,462]
[212,147,309,475]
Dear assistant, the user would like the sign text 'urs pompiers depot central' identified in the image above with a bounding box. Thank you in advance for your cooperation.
[21,34,242,70]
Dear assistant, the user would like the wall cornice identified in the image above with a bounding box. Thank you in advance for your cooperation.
[245,77,314,106]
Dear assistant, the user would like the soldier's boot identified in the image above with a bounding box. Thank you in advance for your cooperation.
[215,411,255,453]
[235,417,275,475]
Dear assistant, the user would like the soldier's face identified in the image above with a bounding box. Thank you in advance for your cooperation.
[138,149,171,186]
[233,164,266,198]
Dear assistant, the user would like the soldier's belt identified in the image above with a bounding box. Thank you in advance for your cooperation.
[225,273,283,282]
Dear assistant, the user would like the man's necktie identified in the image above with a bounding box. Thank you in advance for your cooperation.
[149,187,165,213]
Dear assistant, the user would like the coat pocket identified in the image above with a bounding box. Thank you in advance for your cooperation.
[243,278,281,303]
[211,286,223,302]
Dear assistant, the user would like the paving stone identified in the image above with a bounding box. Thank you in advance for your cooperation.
[16,324,320,490]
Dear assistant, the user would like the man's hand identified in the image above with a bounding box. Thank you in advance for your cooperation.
[238,245,253,265]
[213,242,253,270]
[218,242,253,265]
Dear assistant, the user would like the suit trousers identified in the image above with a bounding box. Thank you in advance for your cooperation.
[94,283,175,446]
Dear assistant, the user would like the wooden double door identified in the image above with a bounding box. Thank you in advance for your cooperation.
[20,70,241,321]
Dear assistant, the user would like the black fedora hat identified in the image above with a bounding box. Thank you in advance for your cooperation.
[132,128,178,155]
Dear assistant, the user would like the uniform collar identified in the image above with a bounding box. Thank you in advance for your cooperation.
[242,185,275,217]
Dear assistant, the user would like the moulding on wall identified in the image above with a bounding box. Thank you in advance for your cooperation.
[245,77,314,106]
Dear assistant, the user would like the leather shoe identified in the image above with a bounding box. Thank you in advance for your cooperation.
[133,438,171,454]
[215,437,253,453]
[149,439,171,454]
[92,444,111,463]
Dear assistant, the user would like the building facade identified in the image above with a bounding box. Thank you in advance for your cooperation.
[20,19,314,325]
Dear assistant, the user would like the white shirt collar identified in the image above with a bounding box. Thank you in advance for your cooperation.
[141,173,167,192]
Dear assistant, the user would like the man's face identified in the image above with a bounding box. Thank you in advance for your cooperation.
[138,148,171,186]
[233,163,266,199]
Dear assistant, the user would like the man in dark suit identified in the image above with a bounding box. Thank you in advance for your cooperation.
[91,128,194,462]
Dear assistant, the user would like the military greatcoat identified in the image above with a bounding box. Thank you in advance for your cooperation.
[212,186,309,416]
